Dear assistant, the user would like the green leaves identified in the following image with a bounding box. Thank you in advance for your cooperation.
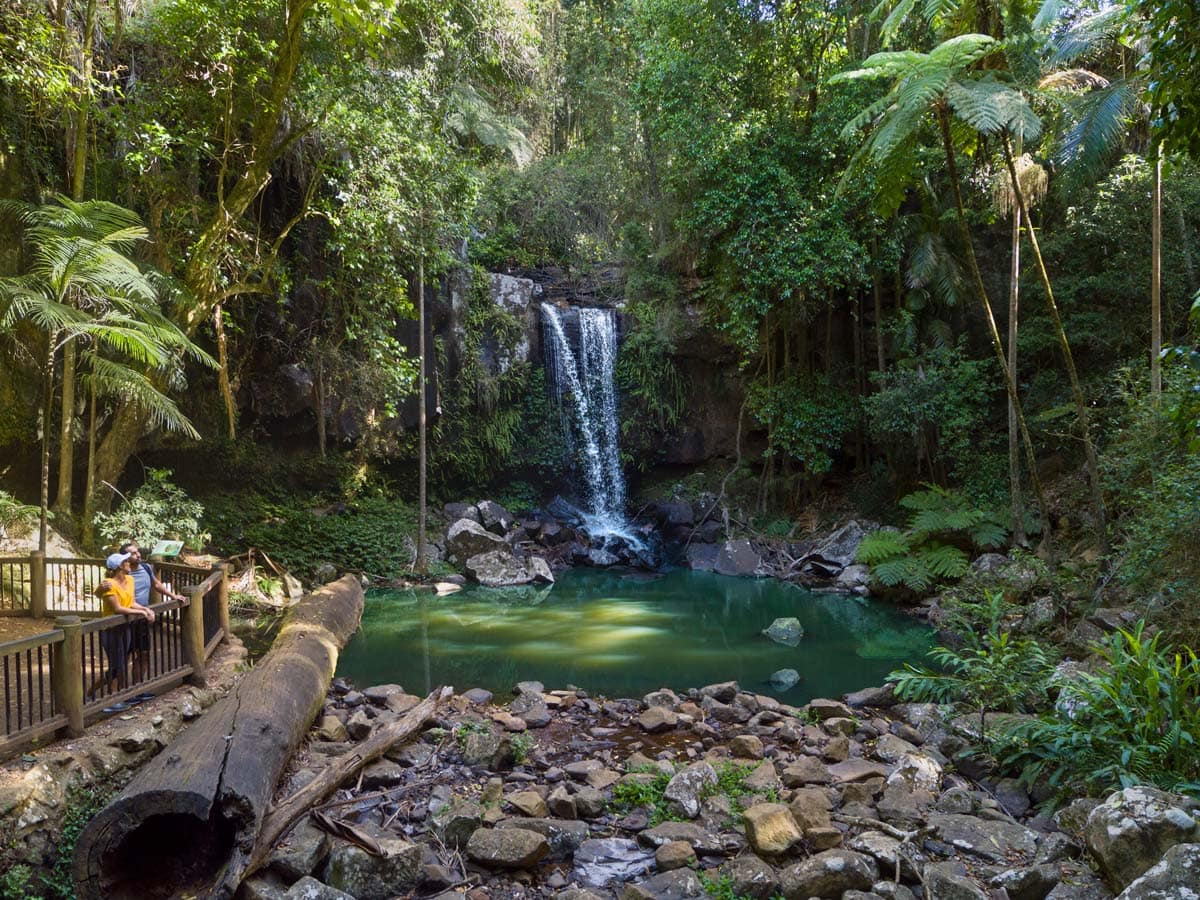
[945,75,1042,141]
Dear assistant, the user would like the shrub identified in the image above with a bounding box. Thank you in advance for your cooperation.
[92,469,208,550]
[998,623,1200,801]
[0,491,40,540]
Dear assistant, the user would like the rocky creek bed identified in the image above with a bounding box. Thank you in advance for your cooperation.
[239,677,1196,900]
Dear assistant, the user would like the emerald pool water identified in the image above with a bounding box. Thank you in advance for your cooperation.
[336,569,933,703]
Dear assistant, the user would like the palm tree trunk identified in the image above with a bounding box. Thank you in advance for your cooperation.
[40,331,58,553]
[1151,149,1162,402]
[938,108,1052,550]
[1002,136,1107,554]
[83,382,98,548]
[1008,200,1025,545]
[55,338,76,514]
[416,258,427,577]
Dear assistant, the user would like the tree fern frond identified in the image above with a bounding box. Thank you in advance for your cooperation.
[946,76,1042,140]
[856,529,911,564]
[919,542,970,579]
[1058,80,1137,176]
[969,516,1009,549]
[84,357,200,438]
[875,0,920,45]
[929,33,997,71]
[1052,6,1127,65]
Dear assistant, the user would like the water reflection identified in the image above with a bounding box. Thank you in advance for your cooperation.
[337,569,932,702]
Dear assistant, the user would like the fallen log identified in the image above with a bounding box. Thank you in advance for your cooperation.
[73,574,365,900]
[214,685,452,895]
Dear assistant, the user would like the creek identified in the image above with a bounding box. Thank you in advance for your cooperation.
[335,568,932,702]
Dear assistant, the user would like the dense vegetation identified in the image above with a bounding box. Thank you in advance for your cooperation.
[0,0,1197,621]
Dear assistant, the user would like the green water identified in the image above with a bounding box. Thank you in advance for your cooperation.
[336,569,933,703]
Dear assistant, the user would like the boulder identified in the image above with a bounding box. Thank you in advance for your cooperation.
[620,867,706,900]
[715,540,769,577]
[587,547,620,567]
[844,684,898,708]
[742,803,802,856]
[477,499,515,534]
[664,762,719,819]
[990,864,1062,900]
[638,822,724,855]
[928,813,1040,864]
[494,817,589,859]
[1115,842,1200,899]
[443,502,480,524]
[836,564,872,591]
[769,668,801,691]
[685,543,719,572]
[446,519,507,563]
[284,877,354,900]
[507,790,549,818]
[573,838,656,888]
[811,521,869,570]
[779,849,879,899]
[655,840,696,871]
[762,617,804,647]
[923,861,989,900]
[510,692,551,727]
[719,855,780,900]
[465,550,532,587]
[527,556,555,584]
[268,818,330,881]
[656,501,695,527]
[638,707,678,733]
[465,827,550,868]
[321,835,422,900]
[1083,786,1200,891]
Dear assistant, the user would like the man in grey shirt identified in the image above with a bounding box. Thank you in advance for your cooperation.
[120,541,186,680]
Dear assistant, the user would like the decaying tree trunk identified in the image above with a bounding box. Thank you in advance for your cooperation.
[73,575,365,900]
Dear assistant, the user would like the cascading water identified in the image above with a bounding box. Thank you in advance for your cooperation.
[541,303,636,544]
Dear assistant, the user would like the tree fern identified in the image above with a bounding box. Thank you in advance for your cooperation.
[856,528,911,564]
[918,542,970,579]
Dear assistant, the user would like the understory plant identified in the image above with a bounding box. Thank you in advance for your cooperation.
[888,591,1057,741]
[92,468,207,550]
[997,623,1200,801]
[0,491,40,539]
[856,485,1009,591]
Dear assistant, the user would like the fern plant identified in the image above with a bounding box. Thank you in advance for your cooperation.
[996,623,1200,802]
[856,485,1008,591]
[889,591,1057,744]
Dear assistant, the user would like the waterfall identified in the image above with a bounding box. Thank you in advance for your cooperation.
[541,304,631,539]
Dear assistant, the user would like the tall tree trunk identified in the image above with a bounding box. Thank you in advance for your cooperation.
[56,0,98,518]
[40,331,58,552]
[215,303,236,440]
[1002,136,1107,553]
[314,353,326,457]
[939,108,1052,550]
[416,258,427,576]
[1151,149,1162,402]
[872,239,886,373]
[1008,198,1026,545]
[82,383,98,548]
[55,339,76,514]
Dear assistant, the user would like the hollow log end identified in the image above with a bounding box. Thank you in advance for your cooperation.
[73,789,235,900]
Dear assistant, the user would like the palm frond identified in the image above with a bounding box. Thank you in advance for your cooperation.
[1058,80,1137,175]
[83,356,200,439]
[1052,6,1127,65]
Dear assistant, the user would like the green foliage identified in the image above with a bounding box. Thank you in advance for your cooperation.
[609,768,677,825]
[453,719,492,751]
[509,732,534,764]
[856,485,1009,591]
[616,293,686,470]
[0,865,40,900]
[864,343,996,487]
[749,374,857,480]
[44,779,116,898]
[0,491,40,539]
[207,492,418,581]
[998,623,1200,800]
[889,591,1057,737]
[93,468,208,550]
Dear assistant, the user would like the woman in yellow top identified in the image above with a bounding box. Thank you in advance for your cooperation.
[90,551,156,699]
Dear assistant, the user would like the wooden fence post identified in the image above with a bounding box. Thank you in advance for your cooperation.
[182,586,206,686]
[30,550,47,619]
[217,563,231,643]
[54,616,84,737]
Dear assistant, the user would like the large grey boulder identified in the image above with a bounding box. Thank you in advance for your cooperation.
[321,836,422,900]
[714,540,769,577]
[779,849,879,898]
[477,499,515,534]
[620,867,707,900]
[811,521,869,570]
[446,518,508,563]
[494,817,589,859]
[1084,786,1200,891]
[719,855,780,899]
[574,838,656,888]
[465,826,550,868]
[465,550,532,587]
[685,543,719,572]
[1115,842,1200,899]
[923,862,989,900]
[928,813,1040,864]
[527,556,555,583]
[284,877,354,900]
[664,762,719,818]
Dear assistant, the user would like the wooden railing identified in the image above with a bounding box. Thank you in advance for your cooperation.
[0,555,229,761]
